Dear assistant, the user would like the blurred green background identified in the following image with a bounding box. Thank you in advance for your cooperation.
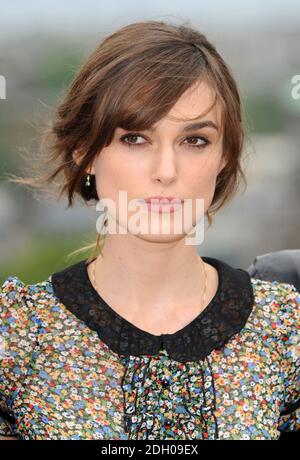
[1,1,300,284]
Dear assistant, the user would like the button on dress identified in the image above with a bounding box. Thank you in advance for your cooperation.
[0,256,299,440]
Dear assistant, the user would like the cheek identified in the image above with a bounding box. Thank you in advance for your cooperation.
[94,152,141,200]
[186,161,219,198]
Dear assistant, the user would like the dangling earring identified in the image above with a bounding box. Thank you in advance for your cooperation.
[86,174,91,187]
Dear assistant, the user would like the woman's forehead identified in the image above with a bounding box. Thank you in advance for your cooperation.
[113,78,223,135]
[168,80,221,123]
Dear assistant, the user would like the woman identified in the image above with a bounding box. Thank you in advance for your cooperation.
[0,20,299,440]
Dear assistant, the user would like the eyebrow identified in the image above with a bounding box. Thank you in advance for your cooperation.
[147,120,219,132]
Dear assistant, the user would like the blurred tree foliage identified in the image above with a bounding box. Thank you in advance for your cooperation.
[0,231,95,285]
[0,44,291,281]
[37,47,85,100]
[243,93,286,133]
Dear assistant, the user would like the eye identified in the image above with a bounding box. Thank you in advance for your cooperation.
[183,136,211,149]
[119,133,211,150]
[120,133,147,147]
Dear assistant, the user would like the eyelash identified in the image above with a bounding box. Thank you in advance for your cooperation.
[119,133,211,150]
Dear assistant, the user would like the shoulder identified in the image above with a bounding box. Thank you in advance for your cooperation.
[0,274,59,337]
[0,275,30,328]
[1,272,86,341]
[1,274,55,309]
[248,277,300,339]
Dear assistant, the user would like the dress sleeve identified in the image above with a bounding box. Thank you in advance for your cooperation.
[0,276,37,437]
[277,282,300,433]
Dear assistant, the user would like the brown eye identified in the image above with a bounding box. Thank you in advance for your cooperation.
[184,136,210,148]
[120,133,147,147]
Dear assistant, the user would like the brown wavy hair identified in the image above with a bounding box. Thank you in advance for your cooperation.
[7,19,249,262]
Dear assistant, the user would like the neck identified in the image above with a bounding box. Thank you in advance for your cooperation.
[88,233,213,317]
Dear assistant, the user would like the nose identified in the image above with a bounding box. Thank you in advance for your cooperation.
[151,145,178,184]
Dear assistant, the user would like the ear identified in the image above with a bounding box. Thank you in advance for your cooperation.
[72,149,95,174]
[72,149,81,167]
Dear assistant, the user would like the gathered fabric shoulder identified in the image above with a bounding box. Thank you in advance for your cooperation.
[249,277,300,338]
[0,275,47,436]
[248,277,300,432]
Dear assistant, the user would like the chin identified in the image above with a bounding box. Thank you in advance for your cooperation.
[132,231,186,244]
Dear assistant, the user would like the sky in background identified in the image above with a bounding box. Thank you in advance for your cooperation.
[1,0,300,37]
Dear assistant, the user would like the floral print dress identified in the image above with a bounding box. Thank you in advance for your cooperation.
[0,256,299,440]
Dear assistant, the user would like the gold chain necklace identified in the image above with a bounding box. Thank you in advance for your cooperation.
[92,255,208,315]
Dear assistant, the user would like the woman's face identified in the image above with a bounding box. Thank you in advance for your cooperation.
[81,80,226,243]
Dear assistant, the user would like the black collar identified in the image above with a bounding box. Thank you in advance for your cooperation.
[50,256,254,363]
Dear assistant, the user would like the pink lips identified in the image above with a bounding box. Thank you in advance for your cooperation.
[139,196,183,213]
[144,196,183,204]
